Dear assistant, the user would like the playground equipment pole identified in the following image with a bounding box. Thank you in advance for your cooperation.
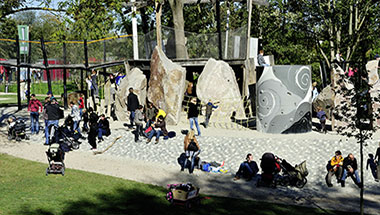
[16,36,21,110]
[216,0,222,60]
[63,42,68,109]
[40,37,52,94]
[27,31,31,105]
[131,0,139,60]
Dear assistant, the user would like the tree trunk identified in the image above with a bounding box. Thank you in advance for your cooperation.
[169,0,189,59]
[155,1,163,50]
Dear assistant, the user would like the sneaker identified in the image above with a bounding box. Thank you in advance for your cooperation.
[146,138,151,144]
[327,184,333,187]
[233,176,240,181]
[155,139,159,144]
[135,140,142,143]
[341,181,345,187]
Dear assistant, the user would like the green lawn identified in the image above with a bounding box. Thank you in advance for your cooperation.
[0,95,53,105]
[0,154,350,215]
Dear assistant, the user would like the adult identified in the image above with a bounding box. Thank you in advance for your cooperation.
[203,100,218,128]
[188,97,201,136]
[20,68,27,100]
[145,102,157,130]
[234,153,259,181]
[42,97,50,142]
[69,101,81,135]
[87,108,98,150]
[27,94,43,135]
[134,105,145,142]
[257,50,269,67]
[45,97,62,145]
[127,87,139,128]
[86,75,92,97]
[366,154,378,182]
[325,150,343,187]
[97,114,110,143]
[341,153,362,188]
[181,130,201,174]
[147,115,168,144]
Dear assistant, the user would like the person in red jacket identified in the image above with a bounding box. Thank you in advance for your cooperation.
[28,94,43,135]
[78,94,85,116]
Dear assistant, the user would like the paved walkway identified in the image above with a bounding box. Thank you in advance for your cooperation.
[0,107,379,214]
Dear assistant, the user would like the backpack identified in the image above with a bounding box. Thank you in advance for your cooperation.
[187,141,198,151]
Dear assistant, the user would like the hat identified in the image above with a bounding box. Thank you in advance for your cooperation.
[47,91,52,95]
[375,54,380,59]
[50,96,56,101]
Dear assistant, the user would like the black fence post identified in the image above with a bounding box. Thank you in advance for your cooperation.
[27,32,31,104]
[16,36,21,110]
[63,42,68,109]
[40,37,52,94]
[84,40,92,110]
[216,0,222,60]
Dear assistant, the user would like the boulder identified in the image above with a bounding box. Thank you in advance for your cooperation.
[313,85,334,119]
[369,60,380,127]
[196,58,245,120]
[115,67,147,121]
[366,60,379,86]
[331,65,355,131]
[147,46,187,125]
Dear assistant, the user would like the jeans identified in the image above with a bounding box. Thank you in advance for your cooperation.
[134,124,144,141]
[129,111,135,127]
[235,162,255,178]
[73,121,81,134]
[145,119,153,130]
[98,128,107,139]
[189,117,201,136]
[148,129,163,141]
[341,169,361,184]
[30,112,40,134]
[183,150,201,174]
[45,120,59,144]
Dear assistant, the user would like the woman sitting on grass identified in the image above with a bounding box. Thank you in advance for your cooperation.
[181,130,201,174]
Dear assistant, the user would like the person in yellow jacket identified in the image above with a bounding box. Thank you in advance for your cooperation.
[156,108,166,120]
[325,150,343,187]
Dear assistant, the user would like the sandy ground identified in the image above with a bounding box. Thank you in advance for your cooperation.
[0,106,379,214]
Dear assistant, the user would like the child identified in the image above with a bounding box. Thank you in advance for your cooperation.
[316,106,327,133]
[367,154,378,182]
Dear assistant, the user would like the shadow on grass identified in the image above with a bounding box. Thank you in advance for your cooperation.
[14,183,361,215]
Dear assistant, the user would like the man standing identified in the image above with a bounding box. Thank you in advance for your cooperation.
[45,97,62,145]
[257,50,269,67]
[203,100,218,128]
[127,87,139,128]
[234,153,259,181]
[341,153,362,188]
[28,94,43,135]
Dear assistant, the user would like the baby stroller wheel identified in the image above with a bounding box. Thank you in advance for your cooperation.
[185,201,192,209]
[25,135,30,140]
[279,177,290,187]
[295,178,307,188]
[16,137,21,141]
[72,142,80,150]
[46,168,49,176]
[166,191,174,205]
[61,169,65,176]
[256,178,261,187]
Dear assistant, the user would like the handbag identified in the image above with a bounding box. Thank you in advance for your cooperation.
[144,126,153,133]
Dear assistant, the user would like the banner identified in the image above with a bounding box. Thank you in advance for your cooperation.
[17,25,29,55]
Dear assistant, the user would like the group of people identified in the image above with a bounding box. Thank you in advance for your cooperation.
[326,151,363,188]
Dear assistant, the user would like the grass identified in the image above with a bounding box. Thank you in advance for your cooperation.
[0,95,58,106]
[0,153,351,215]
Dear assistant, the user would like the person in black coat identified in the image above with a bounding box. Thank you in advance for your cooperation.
[88,108,98,150]
[187,97,201,136]
[127,88,139,128]
[97,114,110,143]
[341,153,362,187]
[234,153,259,181]
[45,97,62,145]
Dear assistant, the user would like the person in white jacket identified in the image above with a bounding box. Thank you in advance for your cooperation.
[70,101,81,135]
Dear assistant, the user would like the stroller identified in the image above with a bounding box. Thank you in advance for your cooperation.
[276,159,308,188]
[166,183,201,208]
[7,117,29,141]
[45,143,65,176]
[48,120,81,150]
[257,152,280,188]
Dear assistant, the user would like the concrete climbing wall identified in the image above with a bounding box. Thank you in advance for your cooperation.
[256,65,312,134]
